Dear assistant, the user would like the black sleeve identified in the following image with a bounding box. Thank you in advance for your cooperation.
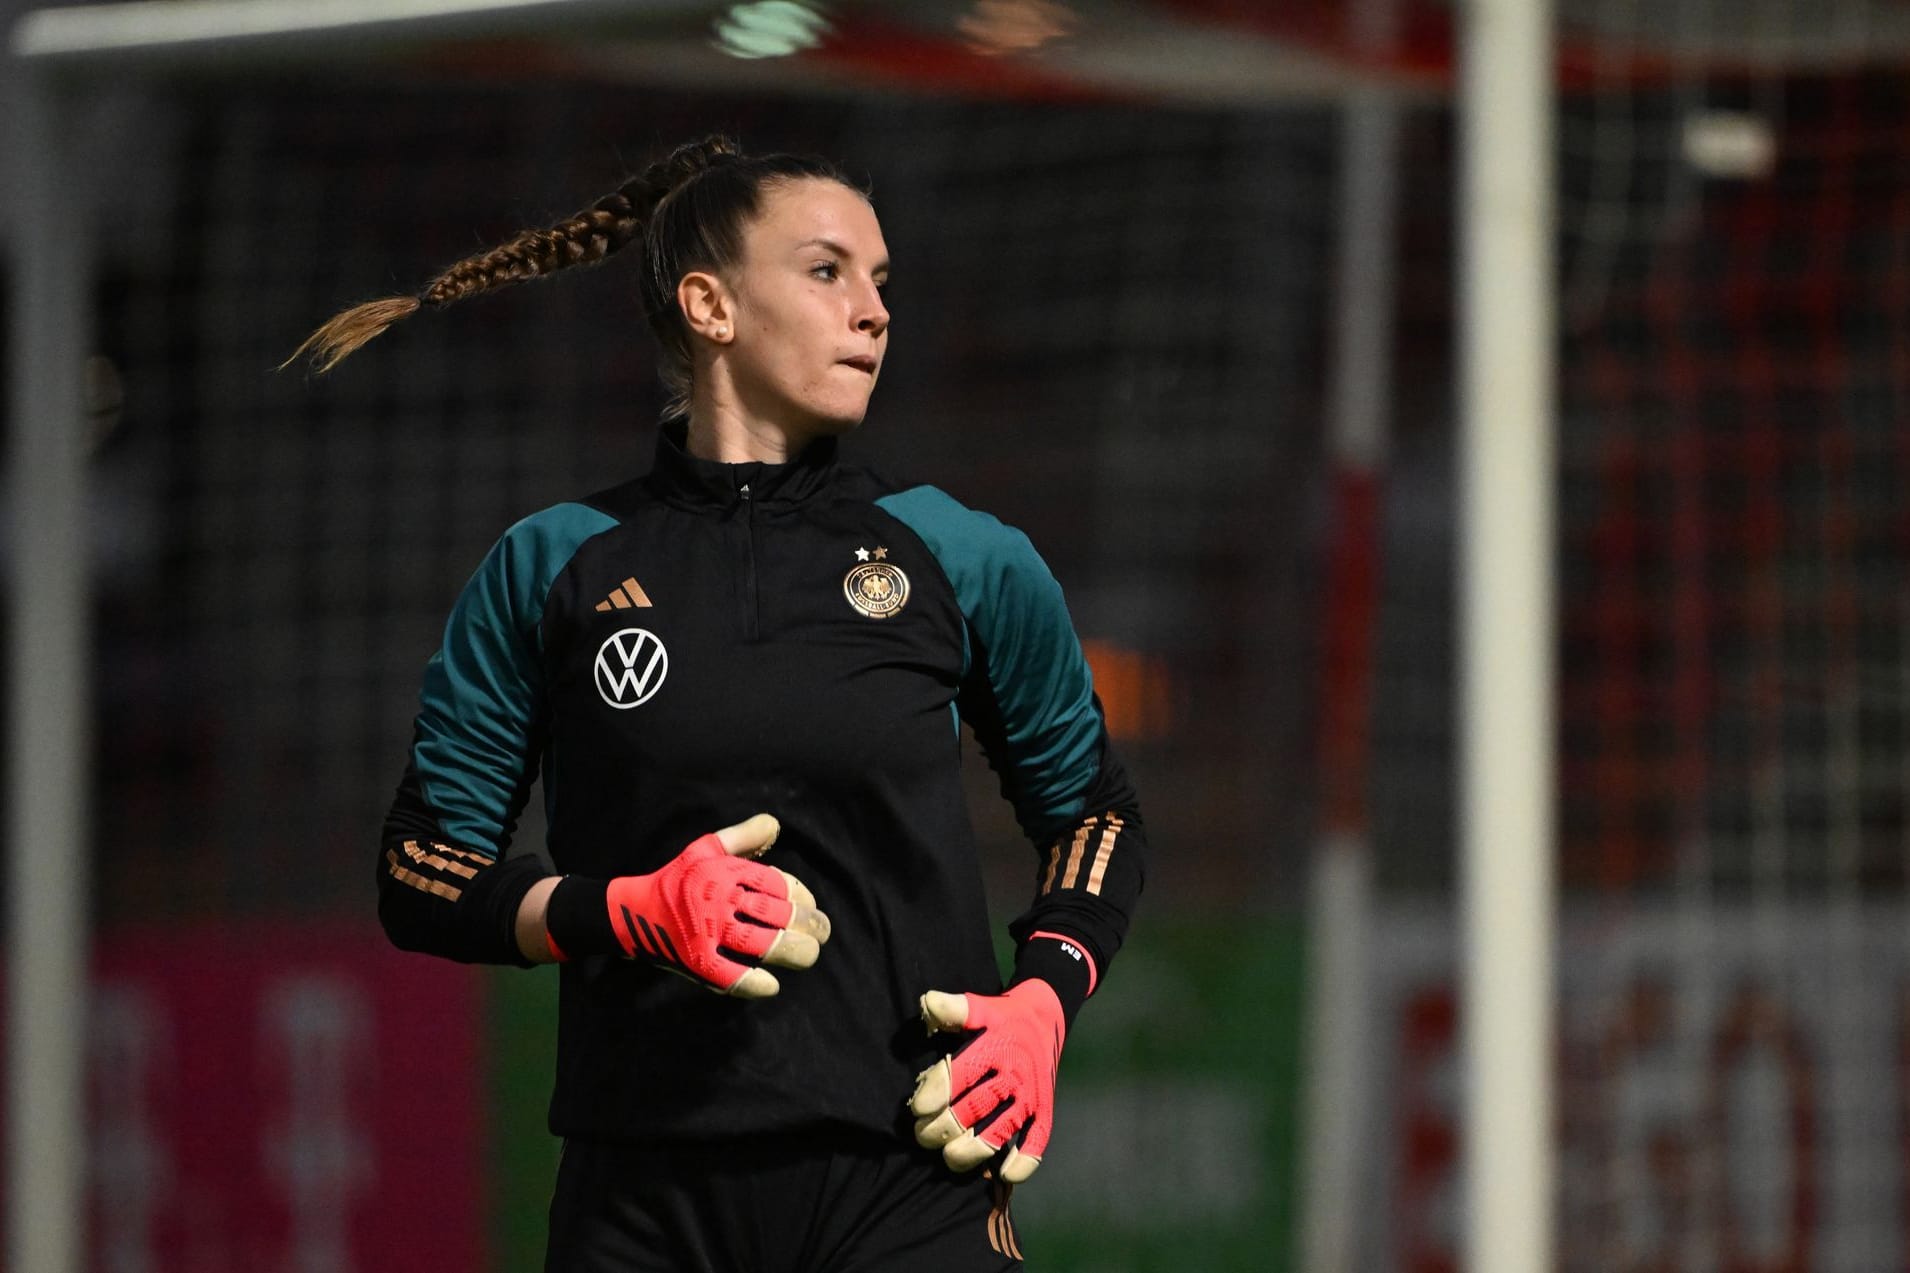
[377,762,552,967]
[964,668,1149,1002]
[935,511,1147,1002]
[872,483,1152,1014]
[372,509,600,965]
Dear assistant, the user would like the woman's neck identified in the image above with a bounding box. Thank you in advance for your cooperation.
[685,401,813,465]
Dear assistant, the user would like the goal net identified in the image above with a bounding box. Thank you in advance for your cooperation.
[1554,52,1910,1273]
[1360,5,1910,1270]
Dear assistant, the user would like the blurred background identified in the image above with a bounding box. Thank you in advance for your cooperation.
[4,0,1909,1269]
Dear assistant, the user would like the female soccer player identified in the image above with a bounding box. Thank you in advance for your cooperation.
[290,135,1147,1272]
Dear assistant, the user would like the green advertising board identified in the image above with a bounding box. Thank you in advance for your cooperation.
[1005,919,1304,1272]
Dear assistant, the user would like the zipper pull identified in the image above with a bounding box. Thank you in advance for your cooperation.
[739,482,752,501]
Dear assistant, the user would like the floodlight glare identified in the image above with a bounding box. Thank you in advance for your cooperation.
[712,1,831,59]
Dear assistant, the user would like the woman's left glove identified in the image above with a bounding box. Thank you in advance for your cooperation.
[908,980,1066,1183]
[542,813,831,998]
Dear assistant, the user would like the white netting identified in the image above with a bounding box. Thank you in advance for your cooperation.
[1362,7,1910,1269]
[1550,32,1910,1264]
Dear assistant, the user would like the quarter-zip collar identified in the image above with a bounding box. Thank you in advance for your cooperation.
[648,421,840,509]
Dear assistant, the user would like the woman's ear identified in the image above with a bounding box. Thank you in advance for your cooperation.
[678,271,734,343]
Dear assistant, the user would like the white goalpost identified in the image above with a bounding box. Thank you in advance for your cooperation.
[1300,0,1558,1268]
[1297,1,1400,1268]
[1458,2,1558,1273]
[6,60,95,1273]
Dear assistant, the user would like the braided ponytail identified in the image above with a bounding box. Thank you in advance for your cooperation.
[281,134,754,375]
[288,134,862,419]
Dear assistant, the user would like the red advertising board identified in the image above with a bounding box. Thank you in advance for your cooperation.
[1368,904,1906,1272]
[77,921,484,1273]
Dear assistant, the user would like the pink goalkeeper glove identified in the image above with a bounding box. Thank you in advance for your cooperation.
[544,813,832,998]
[908,979,1067,1183]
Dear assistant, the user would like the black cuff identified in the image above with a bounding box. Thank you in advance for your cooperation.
[1009,933,1094,1030]
[452,853,554,967]
[543,875,617,960]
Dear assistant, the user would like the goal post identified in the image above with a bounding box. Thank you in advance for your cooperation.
[1297,6,1402,1267]
[1303,0,1560,1268]
[1458,2,1559,1273]
[6,61,95,1273]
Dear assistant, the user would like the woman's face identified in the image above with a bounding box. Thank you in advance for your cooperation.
[721,177,891,437]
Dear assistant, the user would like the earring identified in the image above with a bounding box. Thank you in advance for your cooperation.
[714,326,728,339]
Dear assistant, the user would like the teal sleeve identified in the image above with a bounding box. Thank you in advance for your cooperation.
[878,485,1102,841]
[409,503,619,858]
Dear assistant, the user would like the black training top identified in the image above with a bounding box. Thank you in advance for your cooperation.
[378,424,1146,1144]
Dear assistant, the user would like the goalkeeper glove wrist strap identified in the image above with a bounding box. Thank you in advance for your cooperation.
[543,875,618,962]
[1010,930,1097,1029]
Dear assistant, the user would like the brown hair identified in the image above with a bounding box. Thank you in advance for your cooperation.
[282,134,861,421]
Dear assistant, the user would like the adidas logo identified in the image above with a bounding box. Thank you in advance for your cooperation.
[594,577,654,612]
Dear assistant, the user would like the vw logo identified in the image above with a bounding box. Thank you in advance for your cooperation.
[594,628,669,709]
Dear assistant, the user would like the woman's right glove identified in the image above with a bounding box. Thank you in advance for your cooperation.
[908,979,1067,1183]
[542,813,831,998]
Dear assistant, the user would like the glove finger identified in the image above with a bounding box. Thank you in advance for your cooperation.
[941,1129,997,1173]
[756,925,821,971]
[724,965,781,999]
[731,888,832,950]
[913,1105,965,1150]
[681,943,776,998]
[959,991,1006,1031]
[1017,1105,1053,1163]
[718,917,778,962]
[908,1057,954,1118]
[949,1075,1015,1135]
[919,990,971,1035]
[730,857,790,900]
[733,888,797,931]
[715,917,818,974]
[1000,1144,1042,1184]
[772,866,816,910]
[732,862,832,933]
[713,813,781,859]
[791,901,830,944]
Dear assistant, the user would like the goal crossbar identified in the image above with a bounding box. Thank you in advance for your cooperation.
[11,0,710,69]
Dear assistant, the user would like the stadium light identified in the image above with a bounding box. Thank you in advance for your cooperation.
[710,1,829,59]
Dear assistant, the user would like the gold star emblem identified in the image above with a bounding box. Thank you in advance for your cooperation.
[855,547,871,562]
[873,546,889,560]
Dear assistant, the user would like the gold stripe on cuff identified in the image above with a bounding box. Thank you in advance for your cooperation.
[386,849,463,901]
[1085,814,1124,896]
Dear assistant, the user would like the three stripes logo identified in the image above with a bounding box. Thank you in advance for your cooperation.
[594,576,653,612]
[594,628,669,709]
[986,1180,1023,1260]
[620,904,682,965]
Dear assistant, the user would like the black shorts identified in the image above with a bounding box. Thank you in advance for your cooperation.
[544,1129,1026,1273]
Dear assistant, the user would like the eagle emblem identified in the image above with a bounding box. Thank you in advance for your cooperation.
[844,548,910,619]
